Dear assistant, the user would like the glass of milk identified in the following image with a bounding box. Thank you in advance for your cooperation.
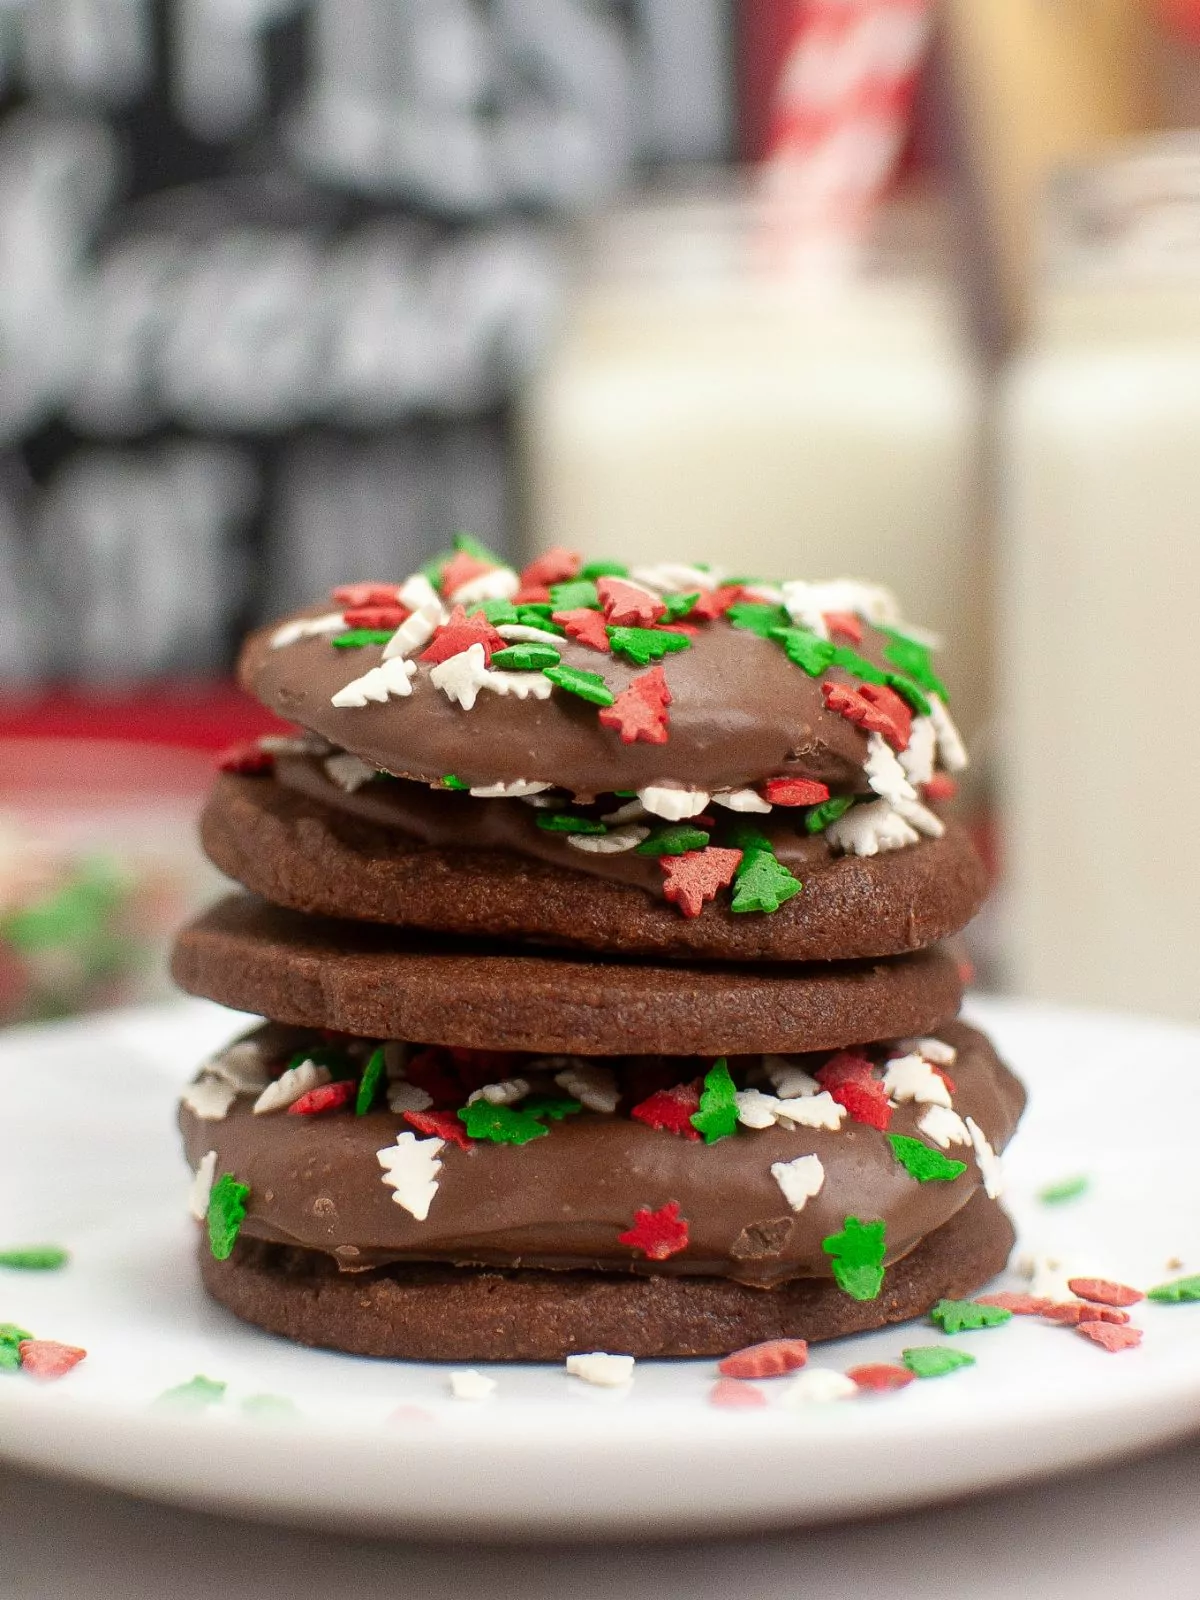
[516,178,990,740]
[1001,133,1200,1018]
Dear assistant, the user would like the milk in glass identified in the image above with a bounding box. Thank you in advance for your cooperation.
[517,184,989,736]
[1001,135,1200,1017]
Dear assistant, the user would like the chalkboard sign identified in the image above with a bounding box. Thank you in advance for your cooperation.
[0,0,731,683]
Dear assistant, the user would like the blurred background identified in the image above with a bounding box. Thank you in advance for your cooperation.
[1,0,1197,1025]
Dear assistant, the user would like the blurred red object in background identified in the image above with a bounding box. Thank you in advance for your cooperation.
[738,0,934,190]
[0,683,286,755]
[1156,0,1200,44]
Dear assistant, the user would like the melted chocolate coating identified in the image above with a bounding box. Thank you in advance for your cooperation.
[181,1019,1023,1288]
[241,605,890,797]
[199,1195,1017,1360]
[272,754,887,893]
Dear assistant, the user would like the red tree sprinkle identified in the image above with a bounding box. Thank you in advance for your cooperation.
[596,577,666,627]
[689,585,743,620]
[823,610,863,643]
[630,664,671,705]
[763,776,831,807]
[975,1292,1056,1316]
[1067,1277,1145,1308]
[599,693,668,745]
[552,607,611,652]
[18,1340,87,1380]
[708,1379,768,1409]
[829,1079,893,1131]
[660,847,742,918]
[513,585,551,604]
[404,1109,473,1150]
[598,667,672,745]
[923,773,958,803]
[847,1363,914,1393]
[859,683,914,750]
[216,741,273,775]
[342,604,408,631]
[718,1339,809,1379]
[1076,1321,1143,1353]
[816,1051,875,1089]
[419,605,505,665]
[618,1200,690,1261]
[520,546,581,589]
[439,551,495,596]
[288,1081,355,1116]
[332,582,401,607]
[821,681,912,751]
[1042,1302,1130,1327]
[630,1081,702,1139]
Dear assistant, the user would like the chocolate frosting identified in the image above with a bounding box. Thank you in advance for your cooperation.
[180,1019,1024,1289]
[241,605,893,798]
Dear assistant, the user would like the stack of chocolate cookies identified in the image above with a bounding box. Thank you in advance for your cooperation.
[173,540,1024,1360]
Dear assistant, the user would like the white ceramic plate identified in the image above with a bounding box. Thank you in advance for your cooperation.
[0,995,1198,1539]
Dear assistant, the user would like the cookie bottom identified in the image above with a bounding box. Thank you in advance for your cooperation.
[198,1191,1014,1361]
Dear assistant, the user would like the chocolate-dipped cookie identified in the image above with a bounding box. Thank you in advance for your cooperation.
[181,1019,1020,1357]
[201,769,986,961]
[172,894,966,1056]
[222,541,977,948]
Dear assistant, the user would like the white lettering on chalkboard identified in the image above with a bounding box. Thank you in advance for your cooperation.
[0,109,118,440]
[267,423,507,610]
[37,442,257,677]
[289,0,633,210]
[0,461,48,680]
[64,222,563,436]
[0,113,565,444]
[20,424,511,675]
[174,0,307,141]
[13,0,152,104]
[0,0,731,679]
[1,1,638,210]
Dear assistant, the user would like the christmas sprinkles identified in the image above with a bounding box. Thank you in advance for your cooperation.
[0,1319,86,1382]
[180,1023,1010,1299]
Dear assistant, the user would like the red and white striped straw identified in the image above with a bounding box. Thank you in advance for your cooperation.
[1156,0,1200,45]
[758,0,934,235]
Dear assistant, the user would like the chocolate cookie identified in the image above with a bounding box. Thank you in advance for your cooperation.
[181,1019,1022,1288]
[171,894,965,1055]
[233,547,971,934]
[198,1190,1016,1360]
[201,770,987,961]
